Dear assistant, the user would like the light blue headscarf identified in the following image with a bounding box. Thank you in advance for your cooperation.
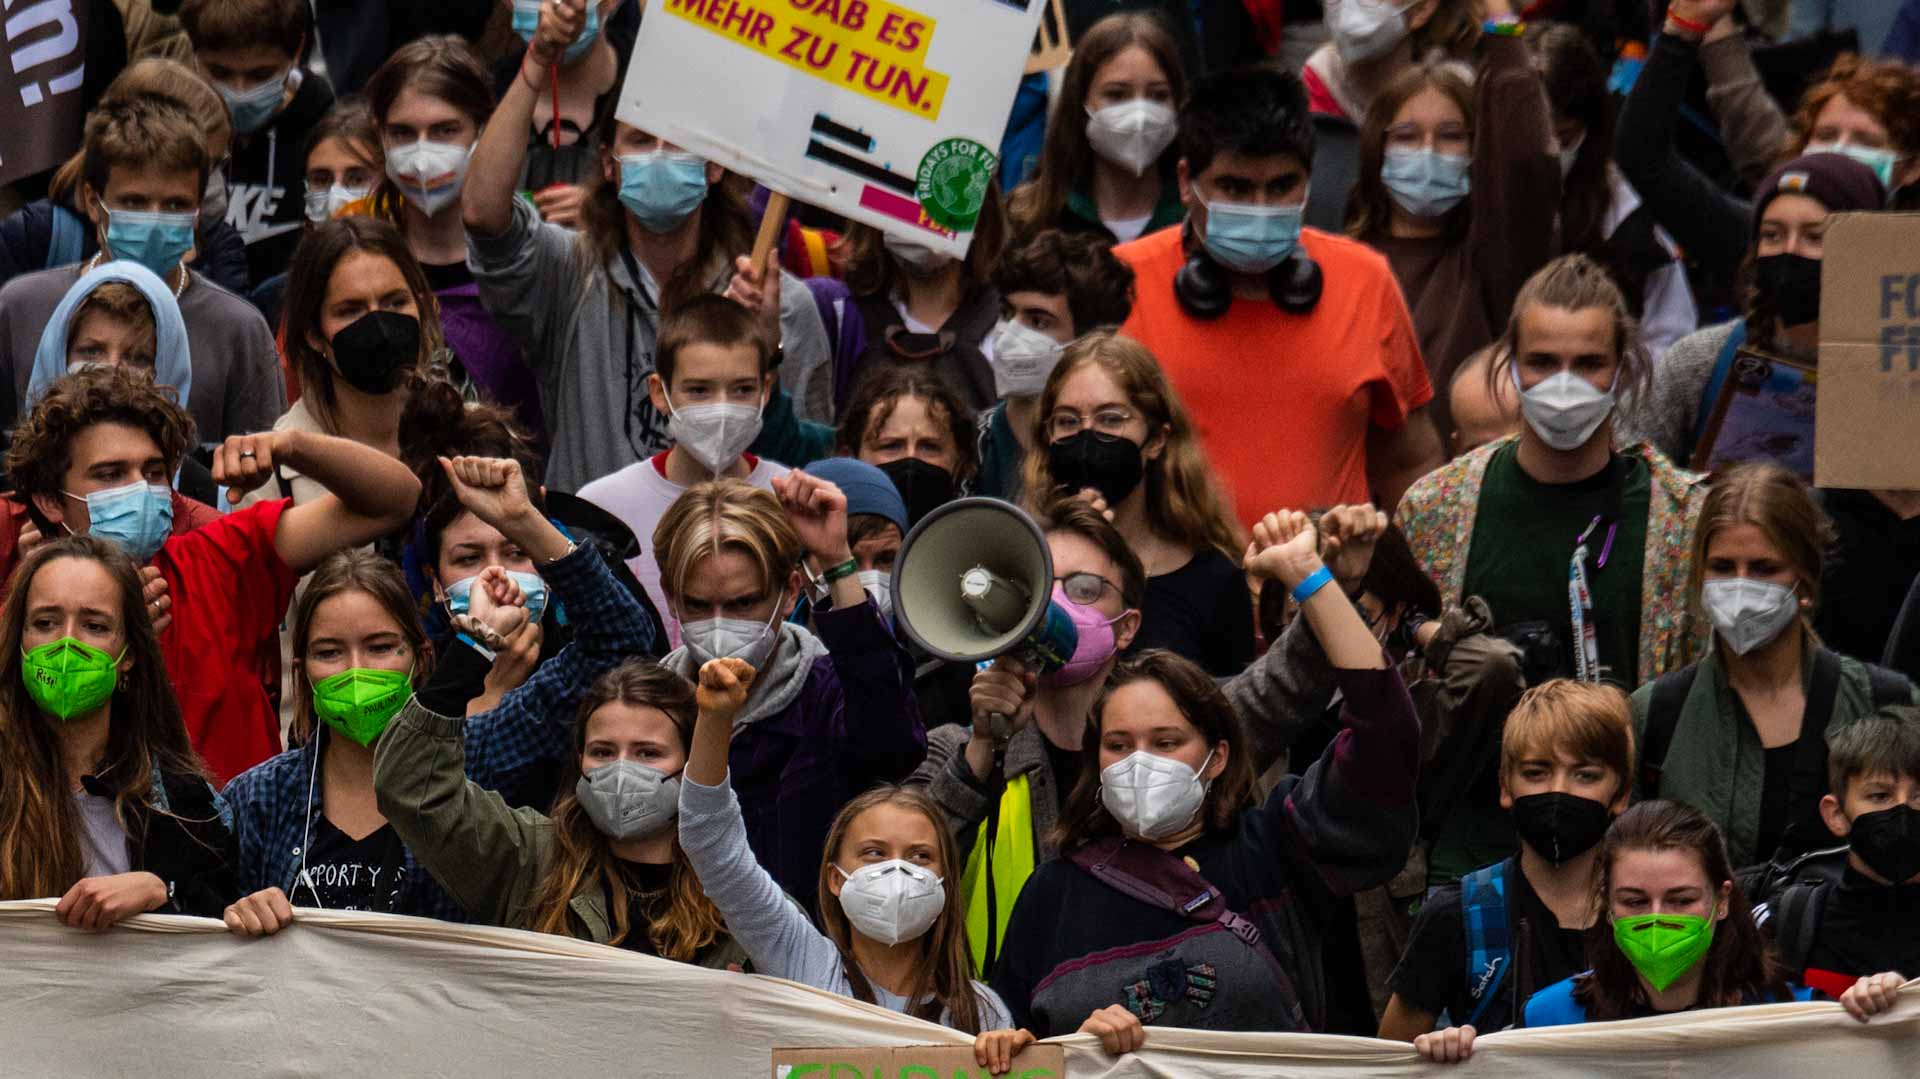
[28,259,193,410]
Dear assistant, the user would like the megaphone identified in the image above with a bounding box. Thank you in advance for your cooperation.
[890,499,1078,737]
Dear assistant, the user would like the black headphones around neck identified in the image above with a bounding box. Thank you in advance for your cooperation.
[1172,221,1324,320]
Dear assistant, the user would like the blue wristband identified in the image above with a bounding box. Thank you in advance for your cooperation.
[1290,565,1335,605]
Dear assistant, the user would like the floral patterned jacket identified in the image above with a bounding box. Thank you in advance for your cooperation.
[1395,435,1710,685]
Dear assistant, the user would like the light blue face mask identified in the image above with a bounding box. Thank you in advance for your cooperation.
[1805,141,1898,192]
[445,570,550,622]
[515,0,602,65]
[618,150,708,233]
[104,207,197,278]
[69,479,173,561]
[1380,147,1471,218]
[217,72,287,136]
[1199,196,1304,274]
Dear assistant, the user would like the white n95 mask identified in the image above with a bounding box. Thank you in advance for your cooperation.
[835,859,945,945]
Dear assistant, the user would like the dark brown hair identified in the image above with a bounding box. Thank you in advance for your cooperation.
[832,366,980,487]
[303,101,384,185]
[52,60,229,207]
[656,292,774,387]
[1529,22,1614,257]
[526,660,728,958]
[1828,706,1920,795]
[1036,495,1147,610]
[815,784,986,1033]
[0,537,209,900]
[280,215,449,434]
[401,398,545,563]
[1055,650,1256,850]
[1572,800,1789,1020]
[79,96,212,202]
[179,0,310,55]
[5,365,194,523]
[1005,12,1186,237]
[1347,60,1474,243]
[990,228,1137,332]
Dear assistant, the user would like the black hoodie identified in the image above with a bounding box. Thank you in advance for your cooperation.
[222,70,337,287]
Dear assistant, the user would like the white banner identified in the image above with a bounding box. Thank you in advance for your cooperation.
[1,899,1917,1077]
[617,0,1042,257]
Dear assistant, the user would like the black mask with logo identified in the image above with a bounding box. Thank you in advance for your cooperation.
[330,310,421,394]
[1510,792,1612,864]
[1047,430,1145,506]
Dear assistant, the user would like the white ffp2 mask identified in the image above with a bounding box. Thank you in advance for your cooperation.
[835,859,945,945]
[1100,749,1212,841]
[1514,368,1615,452]
[1702,578,1800,655]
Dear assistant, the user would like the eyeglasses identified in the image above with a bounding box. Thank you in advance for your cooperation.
[1047,407,1137,440]
[1056,572,1120,605]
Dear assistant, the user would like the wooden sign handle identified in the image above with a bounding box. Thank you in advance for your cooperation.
[752,192,790,280]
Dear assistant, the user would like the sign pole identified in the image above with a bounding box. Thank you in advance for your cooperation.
[753,192,791,280]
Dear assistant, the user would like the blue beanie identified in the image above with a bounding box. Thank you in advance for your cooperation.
[803,457,908,535]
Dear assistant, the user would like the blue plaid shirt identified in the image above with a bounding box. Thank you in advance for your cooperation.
[224,542,655,922]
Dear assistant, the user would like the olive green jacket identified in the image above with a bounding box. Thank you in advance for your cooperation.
[1630,644,1919,868]
[374,700,747,967]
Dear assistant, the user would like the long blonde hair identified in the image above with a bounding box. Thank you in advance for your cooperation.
[1020,331,1242,560]
[815,786,985,1033]
[651,480,801,603]
[526,660,727,957]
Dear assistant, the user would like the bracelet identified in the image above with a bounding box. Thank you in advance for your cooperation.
[1291,565,1335,605]
[820,557,859,584]
[1481,15,1524,35]
[1664,9,1710,35]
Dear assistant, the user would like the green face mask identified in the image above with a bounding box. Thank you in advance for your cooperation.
[311,667,412,746]
[22,638,123,720]
[1612,908,1716,992]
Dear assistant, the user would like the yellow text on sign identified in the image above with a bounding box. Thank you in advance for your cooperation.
[662,0,950,121]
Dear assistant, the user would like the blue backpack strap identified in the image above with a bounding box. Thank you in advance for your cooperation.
[46,205,84,269]
[1460,860,1513,1028]
[1688,320,1748,459]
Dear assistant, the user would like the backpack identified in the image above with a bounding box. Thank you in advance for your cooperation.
[1751,844,1849,990]
[1457,860,1513,1029]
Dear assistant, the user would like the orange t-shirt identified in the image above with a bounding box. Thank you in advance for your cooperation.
[1116,225,1432,527]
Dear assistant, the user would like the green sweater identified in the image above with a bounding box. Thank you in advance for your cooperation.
[374,699,748,966]
[1630,644,1917,868]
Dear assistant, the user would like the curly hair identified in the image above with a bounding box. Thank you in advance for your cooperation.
[1788,53,1920,160]
[991,229,1137,333]
[5,365,194,515]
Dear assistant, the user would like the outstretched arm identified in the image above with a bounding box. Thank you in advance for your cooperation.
[214,429,422,573]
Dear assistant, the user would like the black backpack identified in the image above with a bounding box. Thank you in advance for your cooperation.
[1750,845,1850,976]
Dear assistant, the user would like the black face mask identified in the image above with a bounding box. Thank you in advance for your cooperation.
[878,457,955,528]
[1047,430,1145,506]
[1849,803,1920,884]
[1754,252,1823,328]
[330,310,421,394]
[1510,791,1612,864]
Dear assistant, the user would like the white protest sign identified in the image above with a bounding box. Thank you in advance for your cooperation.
[617,0,1042,257]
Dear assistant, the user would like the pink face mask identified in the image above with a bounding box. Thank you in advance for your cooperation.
[1039,583,1128,688]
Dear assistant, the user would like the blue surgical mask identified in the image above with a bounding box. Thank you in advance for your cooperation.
[216,73,288,136]
[1381,147,1471,218]
[445,571,550,622]
[1199,197,1304,274]
[104,207,197,278]
[1805,141,1898,192]
[68,479,173,561]
[618,150,709,233]
[515,0,602,64]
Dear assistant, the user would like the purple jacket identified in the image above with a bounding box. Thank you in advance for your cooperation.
[437,280,546,444]
[662,597,925,911]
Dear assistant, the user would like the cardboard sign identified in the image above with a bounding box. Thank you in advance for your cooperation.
[619,0,1045,257]
[1024,0,1070,74]
[1815,212,1920,490]
[771,1043,1066,1079]
[1691,349,1817,481]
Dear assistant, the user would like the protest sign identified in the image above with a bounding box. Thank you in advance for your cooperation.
[4,901,1920,1078]
[1815,213,1920,490]
[773,1042,1064,1078]
[0,0,91,185]
[617,0,1043,257]
[1691,350,1817,481]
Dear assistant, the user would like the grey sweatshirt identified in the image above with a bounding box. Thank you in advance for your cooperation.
[1617,319,1739,464]
[466,198,834,492]
[678,772,1012,1031]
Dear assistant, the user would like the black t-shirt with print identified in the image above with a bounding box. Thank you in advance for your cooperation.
[294,817,407,912]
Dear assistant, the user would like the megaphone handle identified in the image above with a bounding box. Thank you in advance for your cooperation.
[987,711,1013,744]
